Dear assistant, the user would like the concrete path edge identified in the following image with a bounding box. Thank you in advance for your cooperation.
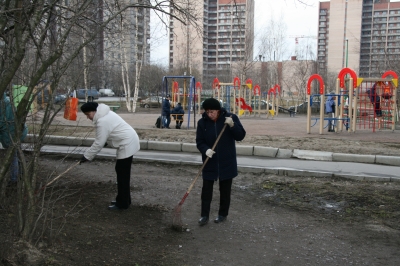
[23,134,400,167]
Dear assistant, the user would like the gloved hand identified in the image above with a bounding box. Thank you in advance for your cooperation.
[206,149,215,158]
[224,117,234,127]
[79,156,88,165]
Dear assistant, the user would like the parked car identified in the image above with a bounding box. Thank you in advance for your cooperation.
[37,90,67,105]
[288,101,321,114]
[99,88,115,97]
[250,100,271,110]
[140,96,163,108]
[71,89,100,101]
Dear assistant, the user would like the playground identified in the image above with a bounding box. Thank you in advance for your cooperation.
[159,69,398,136]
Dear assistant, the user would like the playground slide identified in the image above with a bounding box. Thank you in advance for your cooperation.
[235,97,253,112]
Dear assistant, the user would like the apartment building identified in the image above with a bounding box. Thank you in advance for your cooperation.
[317,0,400,78]
[103,0,151,76]
[169,0,254,86]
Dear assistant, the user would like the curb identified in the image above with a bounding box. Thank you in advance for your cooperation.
[23,134,400,167]
[52,151,400,183]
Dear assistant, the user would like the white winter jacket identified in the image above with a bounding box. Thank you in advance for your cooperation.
[84,104,140,160]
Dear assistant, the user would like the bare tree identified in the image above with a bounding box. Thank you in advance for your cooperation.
[132,2,149,112]
[258,14,289,62]
[0,0,198,243]
[282,42,317,104]
[138,64,166,95]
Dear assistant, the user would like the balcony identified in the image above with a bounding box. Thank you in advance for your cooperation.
[363,0,373,5]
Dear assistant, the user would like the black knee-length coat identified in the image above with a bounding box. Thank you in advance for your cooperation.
[196,108,246,181]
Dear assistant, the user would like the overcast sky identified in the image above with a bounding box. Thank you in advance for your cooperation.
[149,0,319,65]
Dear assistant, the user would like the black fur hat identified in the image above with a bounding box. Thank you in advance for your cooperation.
[81,102,98,113]
[202,98,221,110]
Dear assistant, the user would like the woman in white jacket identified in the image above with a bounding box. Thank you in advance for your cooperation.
[80,102,140,210]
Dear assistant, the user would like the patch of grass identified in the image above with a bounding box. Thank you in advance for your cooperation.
[257,176,400,230]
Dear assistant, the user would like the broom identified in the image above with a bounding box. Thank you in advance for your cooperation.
[35,161,81,197]
[45,161,80,187]
[172,121,229,230]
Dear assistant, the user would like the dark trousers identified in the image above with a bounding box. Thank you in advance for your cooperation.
[201,178,233,217]
[175,120,183,128]
[115,156,133,209]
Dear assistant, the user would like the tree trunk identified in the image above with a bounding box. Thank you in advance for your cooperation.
[132,5,147,113]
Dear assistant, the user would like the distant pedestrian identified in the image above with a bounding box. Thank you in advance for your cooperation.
[0,92,28,183]
[325,92,336,132]
[367,82,383,117]
[162,94,171,129]
[196,98,246,226]
[80,102,140,210]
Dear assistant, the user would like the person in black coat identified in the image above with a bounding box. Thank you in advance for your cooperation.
[162,94,171,129]
[367,82,382,117]
[196,98,246,225]
[171,102,185,129]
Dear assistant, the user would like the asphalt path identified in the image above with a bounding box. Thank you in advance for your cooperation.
[36,144,400,182]
[80,96,128,102]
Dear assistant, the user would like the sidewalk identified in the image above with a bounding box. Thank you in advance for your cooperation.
[20,110,400,182]
[35,144,400,182]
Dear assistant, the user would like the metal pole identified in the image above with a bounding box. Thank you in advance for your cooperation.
[345,39,349,68]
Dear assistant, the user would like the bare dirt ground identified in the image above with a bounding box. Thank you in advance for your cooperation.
[1,107,400,265]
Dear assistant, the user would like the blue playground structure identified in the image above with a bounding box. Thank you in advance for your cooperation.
[161,76,196,129]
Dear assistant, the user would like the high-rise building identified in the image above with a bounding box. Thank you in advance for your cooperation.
[317,0,400,78]
[169,0,254,86]
[103,0,151,82]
